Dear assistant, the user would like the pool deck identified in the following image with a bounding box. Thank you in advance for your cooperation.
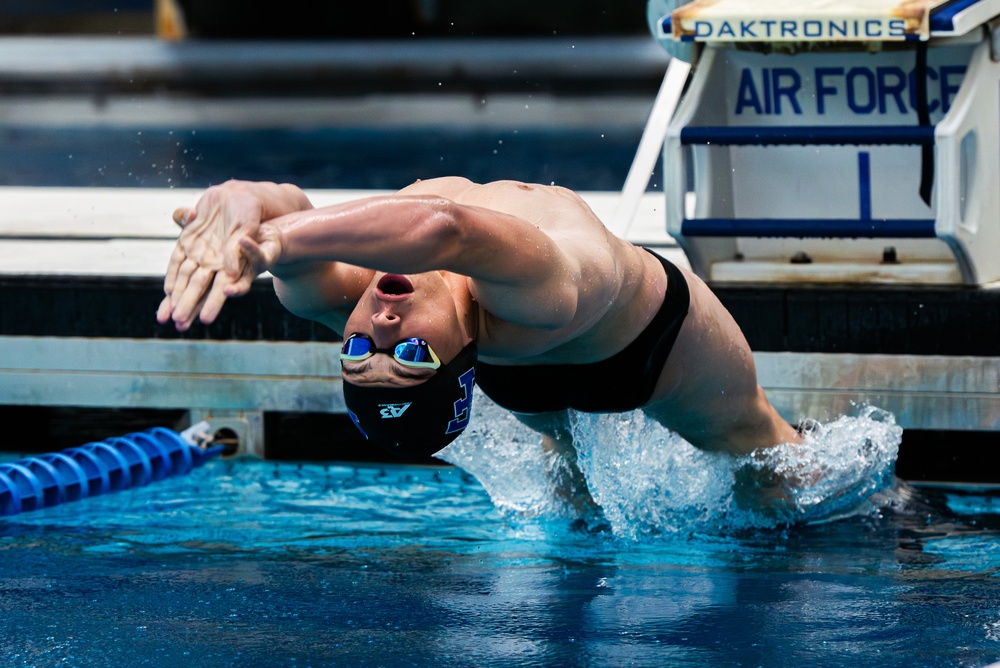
[1,186,998,468]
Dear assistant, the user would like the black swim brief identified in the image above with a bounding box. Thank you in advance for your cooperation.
[474,248,690,413]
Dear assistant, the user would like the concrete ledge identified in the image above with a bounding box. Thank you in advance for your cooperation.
[2,336,997,432]
[757,352,1000,430]
[0,337,343,414]
[0,186,679,275]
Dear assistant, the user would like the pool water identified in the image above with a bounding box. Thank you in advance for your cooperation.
[3,406,1000,667]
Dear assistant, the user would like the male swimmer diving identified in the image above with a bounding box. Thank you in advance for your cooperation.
[157,177,802,512]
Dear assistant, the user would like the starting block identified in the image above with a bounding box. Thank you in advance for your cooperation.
[648,0,1000,285]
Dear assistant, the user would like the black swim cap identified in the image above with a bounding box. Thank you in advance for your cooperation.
[343,341,477,458]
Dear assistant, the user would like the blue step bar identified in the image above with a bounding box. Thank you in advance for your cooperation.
[678,125,935,238]
[680,218,937,238]
[680,125,935,146]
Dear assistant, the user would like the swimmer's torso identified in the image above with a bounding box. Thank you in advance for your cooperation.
[396,177,668,366]
[399,177,601,238]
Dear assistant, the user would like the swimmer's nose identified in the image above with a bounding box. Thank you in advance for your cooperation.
[371,308,402,330]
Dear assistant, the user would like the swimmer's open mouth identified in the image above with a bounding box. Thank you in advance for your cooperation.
[377,274,414,299]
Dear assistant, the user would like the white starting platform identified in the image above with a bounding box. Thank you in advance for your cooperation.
[636,0,1000,479]
[651,0,1000,286]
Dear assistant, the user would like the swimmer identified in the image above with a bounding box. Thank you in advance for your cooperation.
[157,177,802,514]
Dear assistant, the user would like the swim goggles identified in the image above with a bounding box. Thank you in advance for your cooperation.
[340,334,442,370]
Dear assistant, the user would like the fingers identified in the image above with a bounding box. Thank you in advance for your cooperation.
[199,272,236,324]
[172,207,194,228]
[169,257,199,308]
[161,187,267,329]
[238,235,269,270]
[224,268,257,298]
[255,225,284,268]
[240,224,283,271]
[158,270,228,330]
[221,235,270,298]
[173,291,211,332]
[163,243,188,295]
[171,264,217,328]
[161,254,214,330]
[156,294,173,324]
[221,216,270,277]
[222,234,246,277]
[159,260,249,329]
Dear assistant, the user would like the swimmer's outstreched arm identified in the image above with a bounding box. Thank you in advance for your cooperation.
[236,194,584,329]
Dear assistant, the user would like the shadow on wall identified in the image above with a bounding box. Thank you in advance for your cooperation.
[0,0,153,34]
[0,0,649,39]
[173,0,650,38]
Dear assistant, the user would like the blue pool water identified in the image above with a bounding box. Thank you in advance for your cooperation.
[3,401,1000,667]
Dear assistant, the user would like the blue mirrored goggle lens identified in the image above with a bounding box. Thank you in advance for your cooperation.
[341,336,374,358]
[394,340,432,363]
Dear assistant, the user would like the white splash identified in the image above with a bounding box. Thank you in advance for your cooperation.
[440,390,902,539]
[439,389,583,521]
[986,618,1000,642]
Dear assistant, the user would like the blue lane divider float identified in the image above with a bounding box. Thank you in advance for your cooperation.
[0,427,225,517]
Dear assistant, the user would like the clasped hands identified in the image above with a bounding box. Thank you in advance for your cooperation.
[156,183,289,331]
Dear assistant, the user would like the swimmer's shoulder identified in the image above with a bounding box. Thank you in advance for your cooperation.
[398,177,582,203]
[477,182,594,218]
[396,178,598,232]
[470,179,584,200]
[396,176,478,198]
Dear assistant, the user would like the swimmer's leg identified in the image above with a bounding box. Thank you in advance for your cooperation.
[641,266,805,516]
[645,392,805,519]
[641,265,801,454]
[510,410,603,521]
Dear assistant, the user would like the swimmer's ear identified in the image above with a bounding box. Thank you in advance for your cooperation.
[172,207,194,228]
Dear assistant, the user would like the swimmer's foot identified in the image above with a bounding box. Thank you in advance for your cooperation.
[732,458,802,523]
[540,433,605,520]
[731,438,828,523]
[734,435,887,524]
[569,515,612,535]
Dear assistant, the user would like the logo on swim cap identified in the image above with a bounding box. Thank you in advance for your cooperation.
[342,341,478,457]
[379,403,412,418]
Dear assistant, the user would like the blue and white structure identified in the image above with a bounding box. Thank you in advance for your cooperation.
[649,0,1000,285]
